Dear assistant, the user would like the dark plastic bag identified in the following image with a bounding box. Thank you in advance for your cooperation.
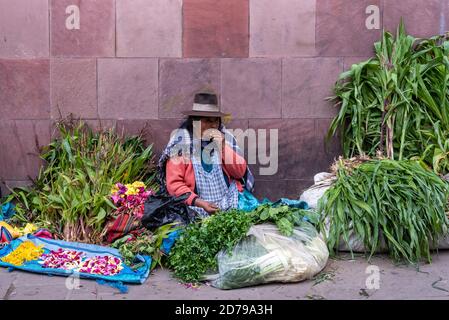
[141,192,197,230]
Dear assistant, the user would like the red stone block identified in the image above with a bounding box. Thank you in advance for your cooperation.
[250,0,316,57]
[282,58,343,118]
[51,0,115,57]
[0,120,50,180]
[50,119,117,141]
[221,59,282,119]
[383,0,448,38]
[252,179,313,201]
[247,118,339,180]
[116,119,181,157]
[316,0,382,56]
[315,118,342,170]
[159,59,221,118]
[51,59,97,119]
[98,59,158,119]
[0,59,50,120]
[117,0,182,57]
[0,0,49,58]
[0,180,32,196]
[343,56,373,71]
[183,0,249,57]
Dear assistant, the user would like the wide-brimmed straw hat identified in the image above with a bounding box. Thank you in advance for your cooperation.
[182,92,229,118]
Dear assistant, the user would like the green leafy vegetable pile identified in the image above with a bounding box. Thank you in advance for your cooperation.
[167,205,316,283]
[318,159,449,263]
[328,21,449,174]
[112,223,178,269]
[5,119,155,244]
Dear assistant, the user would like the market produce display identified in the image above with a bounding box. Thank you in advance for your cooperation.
[5,21,449,292]
[168,209,253,283]
[210,222,328,290]
[112,222,178,269]
[40,249,84,270]
[5,119,155,243]
[110,181,153,219]
[0,235,151,284]
[168,205,320,283]
[37,248,124,276]
[318,158,449,263]
[327,21,449,175]
[0,241,44,266]
[77,256,123,276]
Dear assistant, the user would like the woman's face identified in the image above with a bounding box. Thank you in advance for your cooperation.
[198,117,220,138]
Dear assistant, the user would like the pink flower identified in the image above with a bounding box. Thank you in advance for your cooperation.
[111,194,121,204]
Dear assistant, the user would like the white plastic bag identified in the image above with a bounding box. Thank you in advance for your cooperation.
[210,222,329,289]
[299,172,335,209]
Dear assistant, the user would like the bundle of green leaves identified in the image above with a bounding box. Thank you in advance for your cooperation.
[112,223,178,269]
[328,21,449,174]
[5,119,156,243]
[318,159,449,263]
[167,205,315,283]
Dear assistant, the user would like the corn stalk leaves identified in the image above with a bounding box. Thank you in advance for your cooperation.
[318,159,449,263]
[328,21,449,174]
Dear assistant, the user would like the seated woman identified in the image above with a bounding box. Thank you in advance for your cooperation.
[157,92,255,218]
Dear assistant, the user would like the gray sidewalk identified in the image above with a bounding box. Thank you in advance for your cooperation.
[2,251,449,300]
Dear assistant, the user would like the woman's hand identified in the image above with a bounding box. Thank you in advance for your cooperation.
[195,198,219,214]
[208,129,225,148]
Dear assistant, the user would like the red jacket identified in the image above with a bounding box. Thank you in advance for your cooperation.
[166,144,247,205]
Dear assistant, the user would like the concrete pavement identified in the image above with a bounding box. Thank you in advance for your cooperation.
[2,252,449,300]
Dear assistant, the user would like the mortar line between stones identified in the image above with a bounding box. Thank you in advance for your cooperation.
[114,0,117,57]
[181,0,184,58]
[96,58,100,120]
[314,0,317,58]
[48,0,51,123]
[247,0,250,58]
[280,58,283,119]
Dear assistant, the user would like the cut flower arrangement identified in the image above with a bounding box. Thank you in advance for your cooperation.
[110,181,153,219]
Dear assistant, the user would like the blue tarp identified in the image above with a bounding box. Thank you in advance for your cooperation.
[238,189,309,211]
[161,229,181,254]
[0,234,151,284]
[0,202,15,221]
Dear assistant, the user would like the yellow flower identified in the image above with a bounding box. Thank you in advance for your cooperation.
[1,241,44,266]
[12,223,38,237]
[110,185,119,194]
[124,184,137,195]
[131,181,146,189]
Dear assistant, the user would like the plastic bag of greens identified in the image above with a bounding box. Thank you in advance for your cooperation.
[210,222,329,289]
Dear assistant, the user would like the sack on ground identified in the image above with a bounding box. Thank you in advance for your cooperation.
[299,172,335,209]
[322,216,448,253]
[209,222,329,289]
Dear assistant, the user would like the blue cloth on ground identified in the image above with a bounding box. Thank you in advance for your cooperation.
[238,189,261,211]
[0,234,151,284]
[238,189,309,212]
[0,202,15,221]
[161,229,182,254]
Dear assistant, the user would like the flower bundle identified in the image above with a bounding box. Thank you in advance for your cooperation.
[77,256,123,276]
[40,249,84,270]
[110,181,153,219]
[40,248,123,276]
[1,241,44,266]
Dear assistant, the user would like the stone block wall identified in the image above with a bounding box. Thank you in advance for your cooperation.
[1,0,446,199]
